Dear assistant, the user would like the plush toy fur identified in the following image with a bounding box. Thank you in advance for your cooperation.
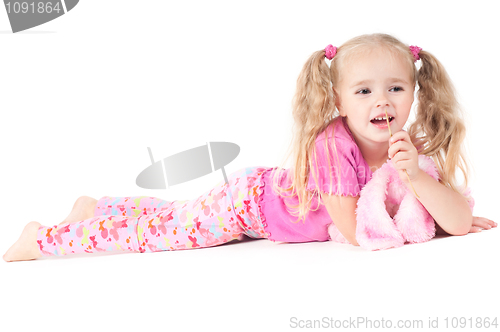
[328,155,440,250]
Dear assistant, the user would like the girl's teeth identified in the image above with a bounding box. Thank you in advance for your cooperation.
[372,116,393,121]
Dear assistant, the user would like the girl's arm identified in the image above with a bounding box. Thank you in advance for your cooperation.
[389,131,473,235]
[436,216,497,235]
[408,169,472,235]
[322,194,360,246]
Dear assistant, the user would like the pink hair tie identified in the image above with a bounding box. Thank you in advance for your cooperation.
[324,44,337,60]
[409,45,422,62]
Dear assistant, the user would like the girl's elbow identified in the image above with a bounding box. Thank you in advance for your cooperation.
[446,214,473,236]
[447,226,469,236]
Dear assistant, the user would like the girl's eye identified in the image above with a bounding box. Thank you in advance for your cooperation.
[390,86,404,92]
[356,88,371,95]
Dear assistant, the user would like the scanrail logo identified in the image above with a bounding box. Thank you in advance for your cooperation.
[3,0,78,33]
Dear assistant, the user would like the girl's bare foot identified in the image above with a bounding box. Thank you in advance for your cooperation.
[3,221,42,262]
[59,196,98,225]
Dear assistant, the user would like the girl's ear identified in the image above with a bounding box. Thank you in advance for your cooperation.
[333,88,344,115]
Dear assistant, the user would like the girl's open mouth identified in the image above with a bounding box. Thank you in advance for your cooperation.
[370,116,394,128]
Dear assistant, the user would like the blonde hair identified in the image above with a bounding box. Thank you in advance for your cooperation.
[270,33,471,223]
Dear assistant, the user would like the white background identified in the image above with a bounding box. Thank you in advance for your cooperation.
[1,1,498,331]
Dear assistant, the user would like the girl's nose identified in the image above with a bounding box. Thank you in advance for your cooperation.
[376,101,390,109]
[375,93,390,108]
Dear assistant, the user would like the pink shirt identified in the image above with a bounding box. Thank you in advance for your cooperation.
[260,117,373,242]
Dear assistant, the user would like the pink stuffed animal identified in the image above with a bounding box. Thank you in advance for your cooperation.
[328,155,440,250]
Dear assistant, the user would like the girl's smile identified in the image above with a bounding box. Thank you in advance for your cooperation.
[369,113,395,130]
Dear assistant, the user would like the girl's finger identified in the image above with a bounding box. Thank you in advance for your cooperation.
[391,151,412,163]
[388,141,411,158]
[472,217,496,229]
[484,218,497,227]
[472,216,487,225]
[389,131,411,145]
[469,226,483,233]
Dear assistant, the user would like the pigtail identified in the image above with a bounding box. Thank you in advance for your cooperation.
[271,49,337,223]
[408,50,471,199]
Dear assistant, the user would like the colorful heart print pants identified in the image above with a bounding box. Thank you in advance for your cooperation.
[36,167,270,256]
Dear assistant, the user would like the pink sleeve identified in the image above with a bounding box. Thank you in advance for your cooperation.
[306,137,361,197]
[462,187,475,213]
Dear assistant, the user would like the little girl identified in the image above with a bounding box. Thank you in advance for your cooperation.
[4,33,496,262]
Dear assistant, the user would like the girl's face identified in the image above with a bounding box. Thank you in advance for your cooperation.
[334,47,415,144]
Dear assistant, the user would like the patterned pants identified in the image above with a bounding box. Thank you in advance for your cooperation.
[36,167,269,256]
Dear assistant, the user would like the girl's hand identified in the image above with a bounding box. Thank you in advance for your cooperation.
[469,216,497,233]
[388,131,420,183]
